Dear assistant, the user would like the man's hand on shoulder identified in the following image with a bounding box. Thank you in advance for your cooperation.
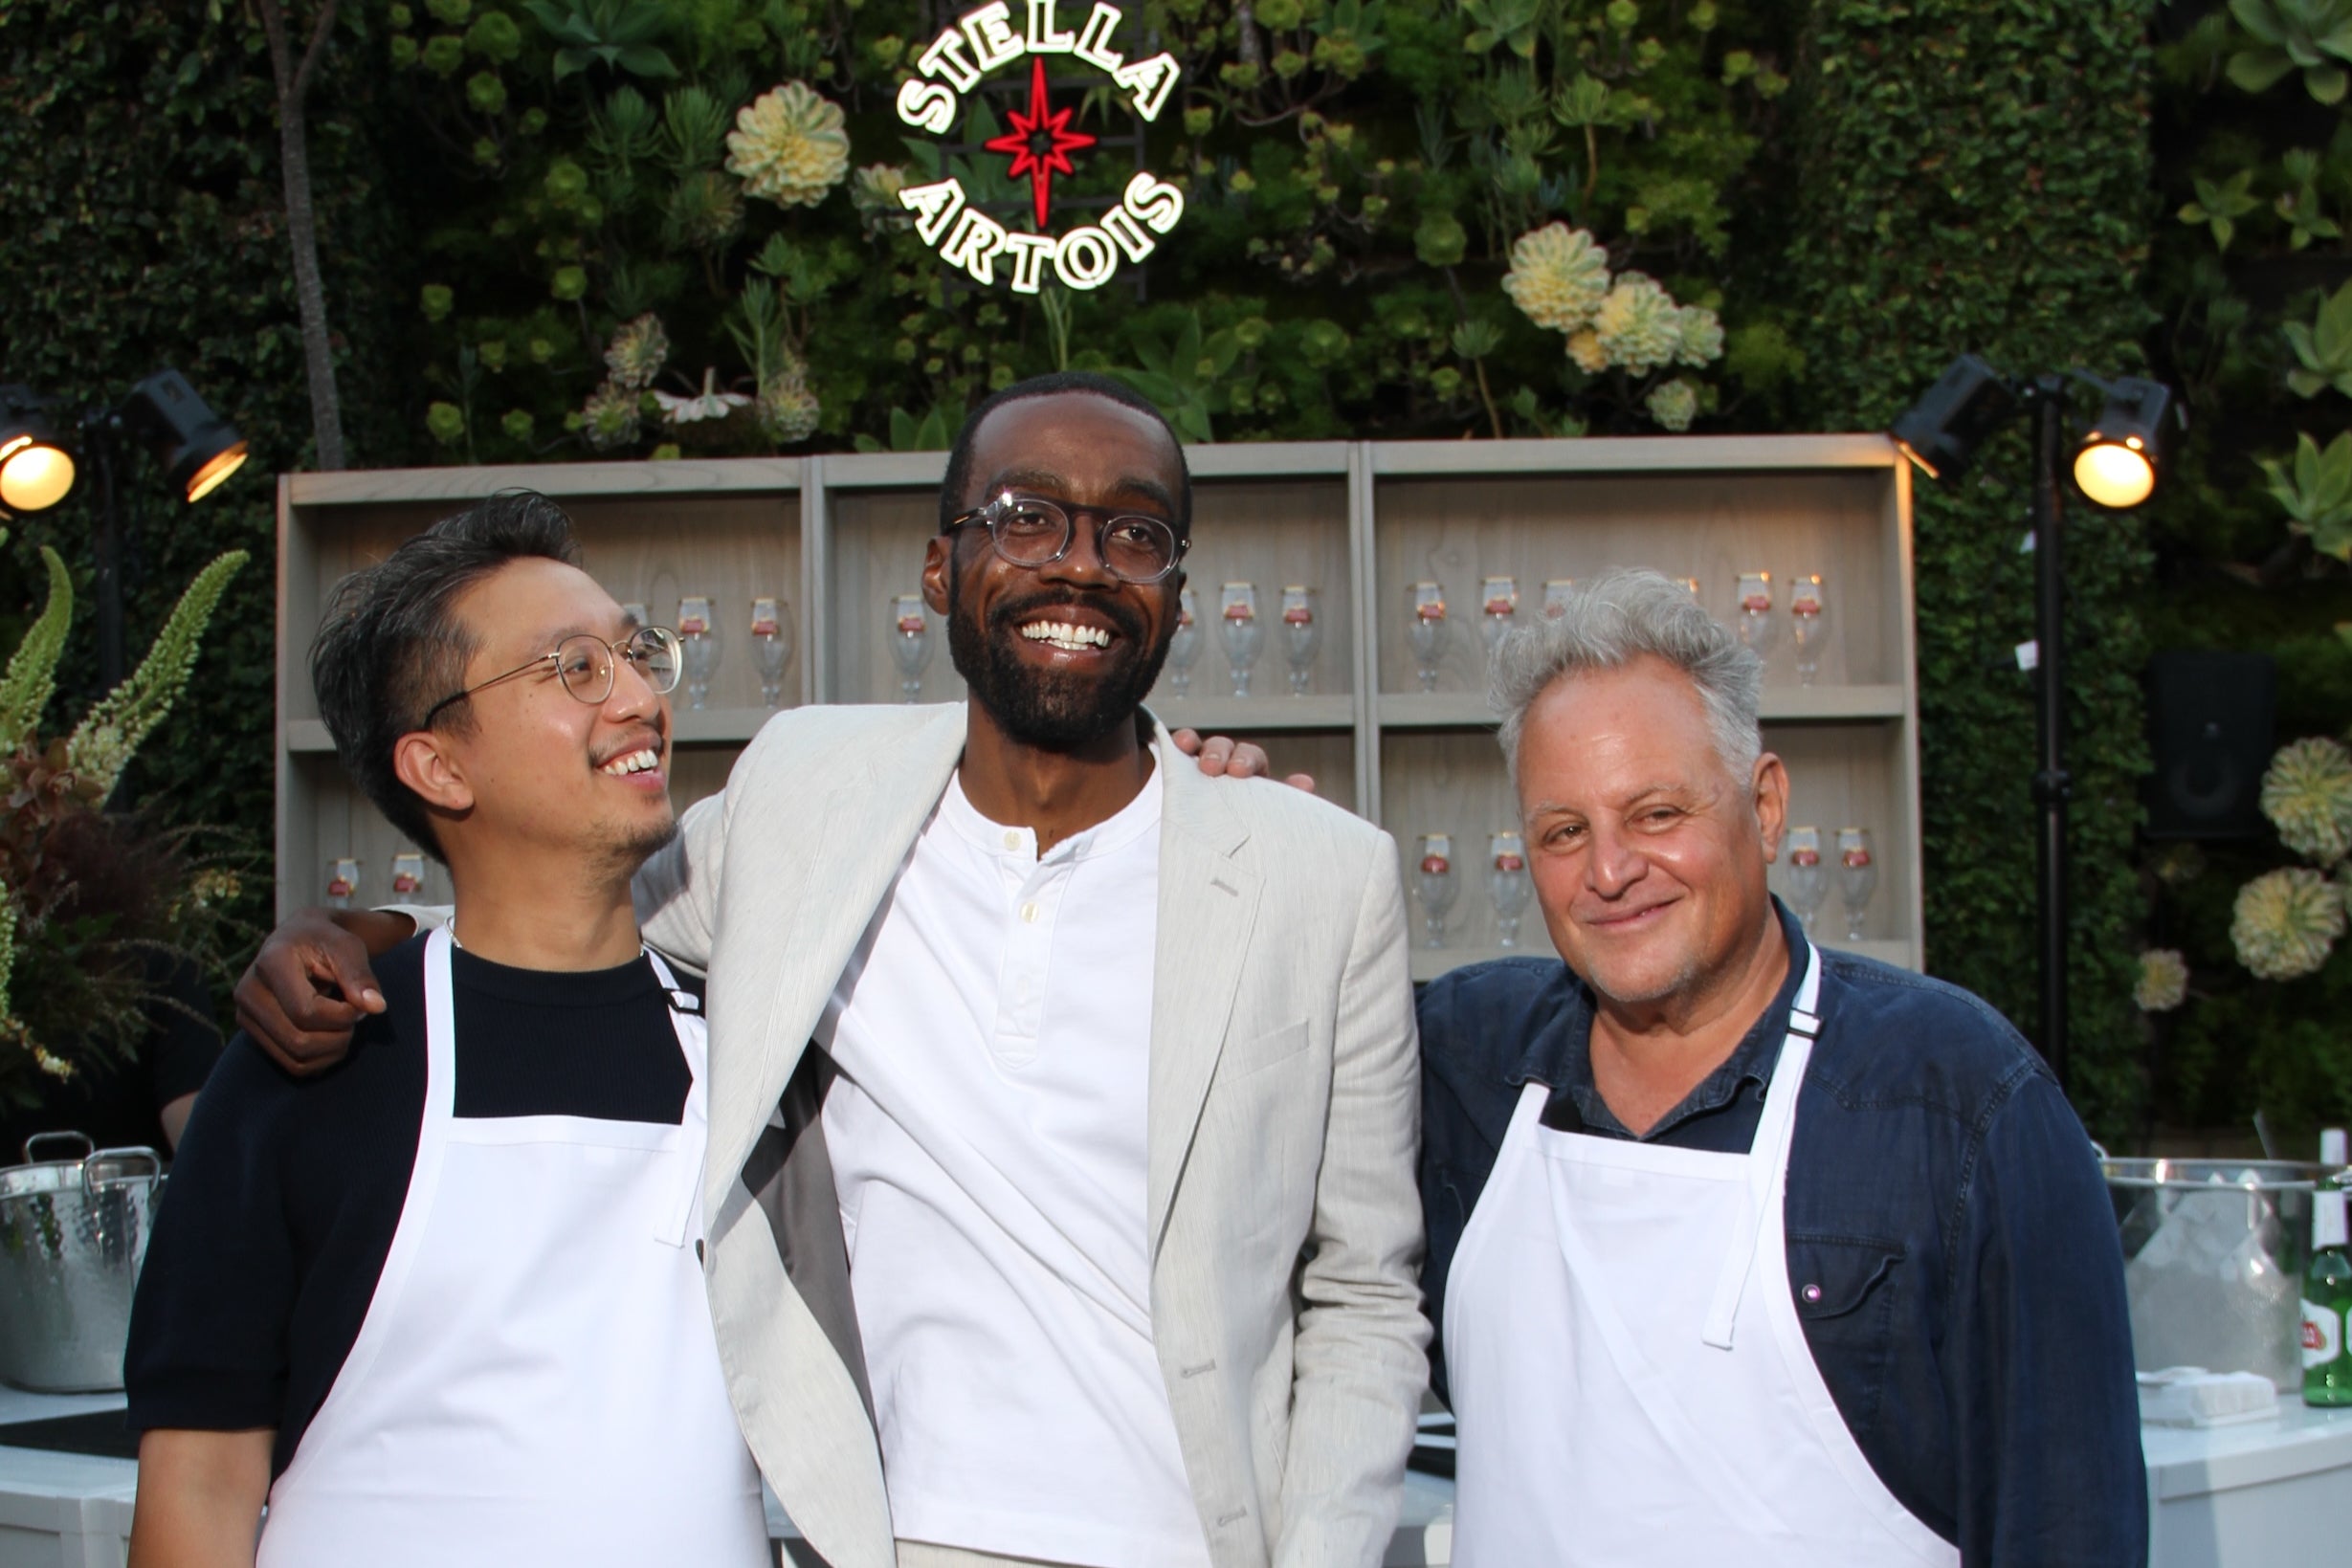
[233,908,414,1077]
[1171,728,1316,793]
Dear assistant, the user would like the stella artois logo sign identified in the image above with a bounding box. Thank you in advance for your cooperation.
[896,1,1185,295]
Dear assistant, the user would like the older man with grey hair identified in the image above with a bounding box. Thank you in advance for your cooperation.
[1415,569,2143,1567]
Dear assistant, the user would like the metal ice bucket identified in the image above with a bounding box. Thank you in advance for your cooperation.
[2101,1156,2341,1392]
[0,1133,164,1392]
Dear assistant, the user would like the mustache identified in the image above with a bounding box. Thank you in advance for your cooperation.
[986,588,1147,646]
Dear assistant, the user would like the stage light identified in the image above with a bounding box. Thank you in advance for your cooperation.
[1890,354,2017,481]
[122,369,248,502]
[2072,377,2170,510]
[0,386,78,514]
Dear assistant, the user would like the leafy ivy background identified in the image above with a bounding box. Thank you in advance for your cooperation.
[17,0,2344,1148]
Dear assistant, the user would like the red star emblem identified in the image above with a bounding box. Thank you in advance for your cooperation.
[985,55,1097,232]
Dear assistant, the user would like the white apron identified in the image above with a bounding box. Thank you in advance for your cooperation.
[257,929,770,1568]
[1443,944,1958,1567]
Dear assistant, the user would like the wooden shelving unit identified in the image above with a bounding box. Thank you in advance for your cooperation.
[276,434,1923,975]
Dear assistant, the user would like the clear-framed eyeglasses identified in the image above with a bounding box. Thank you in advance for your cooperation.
[420,625,682,729]
[945,492,1188,585]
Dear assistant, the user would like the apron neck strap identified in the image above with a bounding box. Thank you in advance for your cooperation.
[641,946,700,1014]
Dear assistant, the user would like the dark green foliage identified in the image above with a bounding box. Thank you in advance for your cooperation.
[0,1,415,979]
[1786,1,2160,1140]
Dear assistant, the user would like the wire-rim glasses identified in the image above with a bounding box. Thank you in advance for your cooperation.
[946,492,1187,585]
[420,625,682,729]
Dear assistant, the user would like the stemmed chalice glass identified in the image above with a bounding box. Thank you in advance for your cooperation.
[1542,579,1577,620]
[1837,828,1877,940]
[1409,582,1450,693]
[1219,583,1263,696]
[1783,827,1829,934]
[1736,571,1778,661]
[1416,832,1459,949]
[1480,576,1519,659]
[1489,830,1533,949]
[677,596,720,710]
[1165,586,1202,696]
[1789,574,1829,687]
[889,592,933,703]
[751,595,792,708]
[1281,585,1320,696]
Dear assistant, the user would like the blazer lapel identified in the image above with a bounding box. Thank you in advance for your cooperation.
[1144,724,1263,1256]
[703,704,969,1213]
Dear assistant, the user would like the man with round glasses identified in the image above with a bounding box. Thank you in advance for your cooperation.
[124,496,773,1567]
[234,374,1426,1568]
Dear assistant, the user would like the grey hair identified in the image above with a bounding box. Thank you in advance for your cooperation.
[1491,568,1764,784]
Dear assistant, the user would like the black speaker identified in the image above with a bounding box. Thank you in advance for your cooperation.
[2142,651,2276,840]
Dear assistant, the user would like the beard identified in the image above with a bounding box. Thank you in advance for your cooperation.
[947,571,1175,751]
[588,808,681,881]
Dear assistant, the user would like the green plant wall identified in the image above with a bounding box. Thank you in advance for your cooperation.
[0,3,413,918]
[1786,0,2160,1140]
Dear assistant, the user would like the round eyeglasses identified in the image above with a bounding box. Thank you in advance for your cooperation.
[945,492,1187,585]
[420,625,682,729]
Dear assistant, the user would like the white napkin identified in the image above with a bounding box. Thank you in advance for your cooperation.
[2136,1366,2279,1427]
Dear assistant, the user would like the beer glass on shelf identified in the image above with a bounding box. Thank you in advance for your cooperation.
[750,595,792,708]
[889,593,932,703]
[1219,582,1263,696]
[1489,830,1533,949]
[1837,828,1877,940]
[1165,586,1202,696]
[1479,576,1519,657]
[390,850,426,898]
[1789,573,1829,686]
[1409,582,1450,692]
[1674,576,1702,603]
[1416,832,1459,949]
[1280,585,1320,696]
[1782,827,1829,934]
[619,601,648,631]
[677,596,719,710]
[1736,571,1778,659]
[325,856,359,913]
[1542,579,1577,619]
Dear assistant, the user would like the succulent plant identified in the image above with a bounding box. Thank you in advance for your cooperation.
[2261,735,2352,862]
[1501,222,1610,335]
[2232,865,2346,980]
[726,82,851,210]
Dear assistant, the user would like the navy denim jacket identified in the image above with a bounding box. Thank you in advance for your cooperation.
[1417,909,2147,1566]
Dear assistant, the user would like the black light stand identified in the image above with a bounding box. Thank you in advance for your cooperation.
[2022,377,2070,1091]
[84,416,127,690]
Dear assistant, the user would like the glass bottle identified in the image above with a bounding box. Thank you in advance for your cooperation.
[1280,585,1320,696]
[1416,832,1458,949]
[750,596,792,708]
[1219,583,1263,696]
[677,595,720,710]
[1489,830,1533,949]
[889,593,933,703]
[1165,586,1202,696]
[2305,1127,2352,1407]
[1409,582,1449,693]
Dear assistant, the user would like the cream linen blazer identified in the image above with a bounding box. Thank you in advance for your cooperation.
[628,701,1427,1568]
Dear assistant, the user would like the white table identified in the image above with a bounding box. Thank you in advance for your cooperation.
[2,1388,2341,1567]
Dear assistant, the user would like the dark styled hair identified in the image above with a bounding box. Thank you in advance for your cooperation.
[309,491,582,860]
[938,371,1192,536]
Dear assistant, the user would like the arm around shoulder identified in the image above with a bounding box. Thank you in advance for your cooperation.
[129,1428,272,1568]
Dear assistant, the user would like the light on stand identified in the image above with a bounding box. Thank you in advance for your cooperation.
[0,387,78,515]
[2072,377,2170,510]
[122,370,249,503]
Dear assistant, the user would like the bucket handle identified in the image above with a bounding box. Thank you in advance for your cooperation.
[83,1146,162,1194]
[21,1131,94,1165]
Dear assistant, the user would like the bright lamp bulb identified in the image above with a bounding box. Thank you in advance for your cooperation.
[183,441,249,502]
[0,441,77,513]
[2073,439,2155,509]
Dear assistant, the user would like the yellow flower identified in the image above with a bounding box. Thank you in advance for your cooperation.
[1501,223,1610,334]
[726,82,851,209]
[1594,272,1683,375]
[2260,735,2352,865]
[2133,948,2188,1012]
[2231,866,2345,981]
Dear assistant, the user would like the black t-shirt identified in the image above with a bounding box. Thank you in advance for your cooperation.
[123,934,699,1477]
